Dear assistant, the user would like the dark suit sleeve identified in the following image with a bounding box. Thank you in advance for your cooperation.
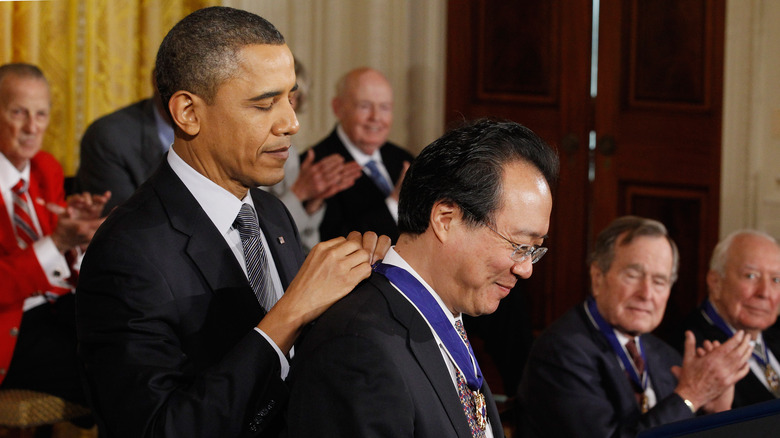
[287,333,416,437]
[77,224,287,438]
[520,324,692,438]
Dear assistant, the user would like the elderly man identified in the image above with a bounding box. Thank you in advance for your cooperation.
[519,216,754,438]
[0,63,107,409]
[308,67,414,243]
[76,7,387,438]
[680,230,780,408]
[288,119,559,437]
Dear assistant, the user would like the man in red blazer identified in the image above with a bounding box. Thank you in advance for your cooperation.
[0,63,108,407]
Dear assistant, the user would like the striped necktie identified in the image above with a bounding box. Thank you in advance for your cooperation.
[11,179,40,249]
[234,204,275,311]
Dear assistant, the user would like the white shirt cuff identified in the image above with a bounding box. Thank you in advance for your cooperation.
[32,236,71,288]
[254,327,290,380]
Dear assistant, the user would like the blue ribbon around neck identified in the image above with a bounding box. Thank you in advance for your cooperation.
[373,262,484,391]
[585,297,648,392]
[702,299,771,367]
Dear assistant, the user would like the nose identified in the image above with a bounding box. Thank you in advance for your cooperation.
[272,102,300,136]
[636,277,653,299]
[22,114,38,133]
[511,258,533,279]
[756,277,770,298]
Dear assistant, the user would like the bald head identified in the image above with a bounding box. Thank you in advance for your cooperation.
[331,67,393,155]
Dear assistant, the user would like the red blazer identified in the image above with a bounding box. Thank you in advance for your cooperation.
[0,151,68,385]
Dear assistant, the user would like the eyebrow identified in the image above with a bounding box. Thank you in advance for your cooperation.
[247,83,299,102]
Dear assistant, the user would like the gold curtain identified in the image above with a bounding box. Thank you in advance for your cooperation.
[0,0,220,175]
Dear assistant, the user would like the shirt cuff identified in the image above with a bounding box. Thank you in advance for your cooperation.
[254,327,290,380]
[32,236,71,288]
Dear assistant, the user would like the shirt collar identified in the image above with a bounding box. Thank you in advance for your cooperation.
[336,124,383,167]
[167,147,251,236]
[382,247,460,324]
[0,152,30,193]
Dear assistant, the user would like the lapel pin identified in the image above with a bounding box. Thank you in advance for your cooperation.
[278,236,285,244]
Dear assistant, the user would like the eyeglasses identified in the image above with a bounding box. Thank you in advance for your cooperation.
[485,224,548,264]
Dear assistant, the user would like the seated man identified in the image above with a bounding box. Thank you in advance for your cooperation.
[308,67,413,243]
[0,63,108,412]
[288,119,559,437]
[75,75,171,215]
[679,230,780,408]
[519,216,754,438]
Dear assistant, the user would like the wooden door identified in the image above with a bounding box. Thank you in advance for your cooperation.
[446,0,724,341]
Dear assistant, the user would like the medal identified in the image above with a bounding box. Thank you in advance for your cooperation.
[640,394,649,414]
[473,390,487,430]
[765,365,780,394]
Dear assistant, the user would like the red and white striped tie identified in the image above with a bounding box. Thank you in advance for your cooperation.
[11,179,40,249]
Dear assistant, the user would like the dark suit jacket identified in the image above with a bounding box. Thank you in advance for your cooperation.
[0,151,70,386]
[287,272,504,437]
[76,98,166,214]
[309,128,413,243]
[76,159,305,438]
[681,302,780,408]
[518,304,693,438]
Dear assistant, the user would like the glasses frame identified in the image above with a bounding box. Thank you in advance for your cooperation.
[485,224,548,264]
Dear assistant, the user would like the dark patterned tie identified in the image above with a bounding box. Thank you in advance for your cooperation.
[364,160,393,197]
[12,179,40,249]
[625,338,648,411]
[234,204,275,311]
[454,320,486,438]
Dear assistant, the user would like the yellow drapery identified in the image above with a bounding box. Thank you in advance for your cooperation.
[0,0,219,176]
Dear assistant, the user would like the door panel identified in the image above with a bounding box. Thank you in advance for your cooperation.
[447,0,593,329]
[446,0,724,337]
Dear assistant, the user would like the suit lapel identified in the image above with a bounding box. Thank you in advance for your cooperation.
[374,276,478,438]
[151,161,256,303]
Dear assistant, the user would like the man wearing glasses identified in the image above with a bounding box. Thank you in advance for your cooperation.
[287,119,558,437]
[518,216,754,437]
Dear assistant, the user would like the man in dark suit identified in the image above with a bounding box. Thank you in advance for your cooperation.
[76,8,385,438]
[0,63,107,408]
[309,67,413,243]
[75,85,171,215]
[288,119,559,437]
[519,216,754,438]
[679,230,780,408]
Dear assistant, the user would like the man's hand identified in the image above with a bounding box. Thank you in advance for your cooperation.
[389,161,410,202]
[48,191,111,253]
[291,151,362,214]
[258,234,372,353]
[350,231,391,265]
[672,330,752,413]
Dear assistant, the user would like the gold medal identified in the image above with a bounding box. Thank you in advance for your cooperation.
[765,365,780,395]
[473,390,487,430]
[640,394,649,414]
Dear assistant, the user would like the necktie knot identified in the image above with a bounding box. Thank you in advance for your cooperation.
[235,204,260,237]
[12,179,28,196]
[625,338,645,376]
[364,160,393,197]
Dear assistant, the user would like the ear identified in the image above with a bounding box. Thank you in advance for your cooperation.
[169,91,201,137]
[429,200,458,243]
[590,263,604,297]
[706,270,722,300]
[331,96,343,119]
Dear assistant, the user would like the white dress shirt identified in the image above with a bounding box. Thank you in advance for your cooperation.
[167,148,290,378]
